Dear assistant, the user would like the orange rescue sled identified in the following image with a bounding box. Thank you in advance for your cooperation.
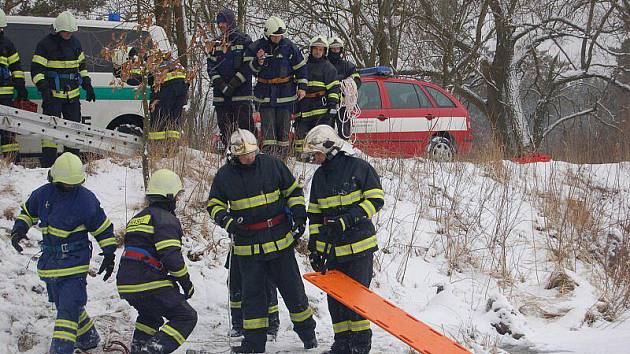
[304,270,470,354]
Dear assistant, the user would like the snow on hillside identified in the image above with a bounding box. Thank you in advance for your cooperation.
[1,152,629,354]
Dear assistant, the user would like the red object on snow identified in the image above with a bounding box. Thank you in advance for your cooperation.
[512,153,552,164]
[12,100,38,113]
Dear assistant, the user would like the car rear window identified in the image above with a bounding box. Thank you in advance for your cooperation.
[425,86,456,107]
[385,82,424,109]
[414,85,433,108]
[358,81,382,109]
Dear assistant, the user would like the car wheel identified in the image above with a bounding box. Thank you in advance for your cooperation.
[427,136,455,161]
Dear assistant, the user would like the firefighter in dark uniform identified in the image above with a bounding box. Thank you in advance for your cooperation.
[148,56,189,143]
[293,35,340,155]
[116,169,197,353]
[303,125,384,354]
[10,152,116,354]
[247,16,307,160]
[207,8,255,149]
[327,37,361,140]
[207,129,317,353]
[0,9,28,161]
[31,11,96,167]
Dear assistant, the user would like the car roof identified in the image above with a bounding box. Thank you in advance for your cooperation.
[7,15,154,31]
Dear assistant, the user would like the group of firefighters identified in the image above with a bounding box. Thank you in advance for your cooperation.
[5,8,384,354]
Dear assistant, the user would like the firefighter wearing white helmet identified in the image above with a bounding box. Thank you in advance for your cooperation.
[246,16,307,160]
[208,127,317,353]
[293,35,340,155]
[327,36,361,140]
[305,126,384,354]
[32,11,96,167]
[10,152,116,353]
[0,8,28,161]
[117,168,198,353]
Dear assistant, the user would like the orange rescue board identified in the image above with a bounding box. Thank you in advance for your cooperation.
[304,270,471,354]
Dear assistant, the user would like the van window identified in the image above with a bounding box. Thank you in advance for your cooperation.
[385,82,421,109]
[4,23,50,70]
[358,81,382,110]
[425,86,456,107]
[5,23,145,73]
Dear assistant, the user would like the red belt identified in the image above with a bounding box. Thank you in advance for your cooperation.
[122,250,163,270]
[239,213,286,231]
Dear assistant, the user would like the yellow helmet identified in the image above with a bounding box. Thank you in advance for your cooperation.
[146,169,183,198]
[264,16,286,37]
[303,124,342,156]
[49,152,85,185]
[0,9,7,28]
[309,35,328,49]
[54,11,78,33]
[229,129,259,156]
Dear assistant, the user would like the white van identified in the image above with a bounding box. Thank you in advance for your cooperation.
[5,16,172,154]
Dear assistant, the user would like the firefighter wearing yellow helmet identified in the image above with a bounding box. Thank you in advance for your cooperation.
[207,129,318,353]
[293,35,340,156]
[304,124,384,354]
[245,16,307,160]
[116,168,198,352]
[10,152,116,353]
[0,8,28,162]
[31,11,96,167]
[327,36,362,140]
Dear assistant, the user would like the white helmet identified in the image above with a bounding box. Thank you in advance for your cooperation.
[303,124,343,157]
[0,9,7,28]
[328,37,344,49]
[309,35,328,49]
[264,16,286,37]
[229,129,259,156]
[54,11,78,33]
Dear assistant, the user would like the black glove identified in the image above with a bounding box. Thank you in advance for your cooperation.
[84,84,96,102]
[309,252,324,272]
[291,217,306,239]
[97,252,115,281]
[16,86,28,100]
[222,215,240,235]
[178,277,195,299]
[11,231,27,253]
[214,78,227,92]
[36,81,52,102]
[323,214,351,235]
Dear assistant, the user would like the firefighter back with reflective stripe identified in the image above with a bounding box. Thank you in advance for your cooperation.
[116,203,191,296]
[307,152,384,262]
[0,31,25,99]
[12,183,116,279]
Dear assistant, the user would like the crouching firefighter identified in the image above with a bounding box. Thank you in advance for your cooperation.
[31,11,96,167]
[207,129,317,353]
[303,125,384,354]
[116,169,197,353]
[293,35,340,155]
[10,152,116,354]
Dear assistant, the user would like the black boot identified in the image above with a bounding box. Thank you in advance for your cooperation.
[231,342,265,353]
[302,337,318,350]
[322,338,351,354]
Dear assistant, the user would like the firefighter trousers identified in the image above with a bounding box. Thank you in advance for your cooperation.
[150,81,188,142]
[328,253,374,354]
[41,99,81,168]
[228,251,280,333]
[45,276,100,354]
[216,103,254,148]
[237,249,316,351]
[259,107,291,160]
[0,97,19,161]
[124,287,198,354]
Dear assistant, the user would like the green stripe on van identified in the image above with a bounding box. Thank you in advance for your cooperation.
[26,86,140,100]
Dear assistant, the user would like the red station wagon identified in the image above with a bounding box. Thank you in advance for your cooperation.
[352,67,473,159]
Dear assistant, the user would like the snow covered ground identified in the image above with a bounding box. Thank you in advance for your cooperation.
[1,151,629,354]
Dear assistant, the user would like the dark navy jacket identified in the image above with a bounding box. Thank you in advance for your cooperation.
[12,183,115,280]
